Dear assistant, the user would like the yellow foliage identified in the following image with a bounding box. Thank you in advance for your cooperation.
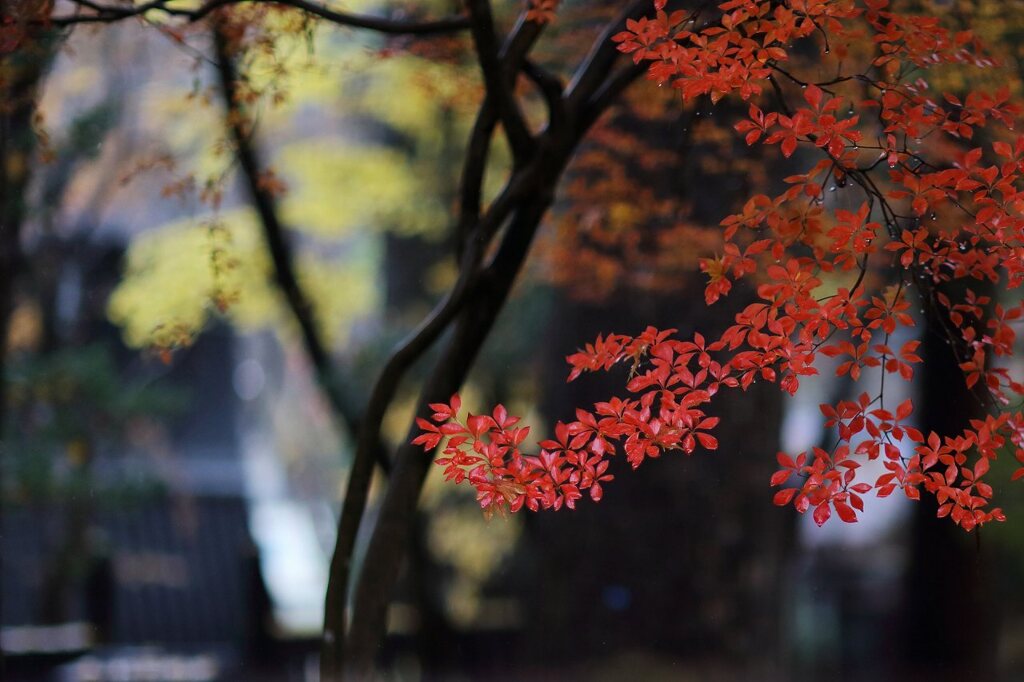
[340,53,480,137]
[103,6,497,351]
[107,208,378,349]
[295,242,380,341]
[277,138,446,237]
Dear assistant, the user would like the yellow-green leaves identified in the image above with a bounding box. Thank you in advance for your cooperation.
[278,139,446,237]
[108,209,379,349]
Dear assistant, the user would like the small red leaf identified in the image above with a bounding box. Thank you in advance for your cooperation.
[813,501,832,527]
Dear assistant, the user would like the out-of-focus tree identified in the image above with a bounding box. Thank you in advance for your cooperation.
[4,343,183,621]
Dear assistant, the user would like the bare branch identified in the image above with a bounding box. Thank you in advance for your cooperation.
[522,59,565,132]
[321,4,671,677]
[344,192,555,677]
[579,61,644,130]
[212,27,390,475]
[51,0,470,34]
[456,10,547,256]
[464,0,532,161]
[564,0,649,110]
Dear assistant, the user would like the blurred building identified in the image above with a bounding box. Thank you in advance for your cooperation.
[1,240,326,682]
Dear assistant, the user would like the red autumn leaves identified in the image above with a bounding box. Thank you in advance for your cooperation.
[413,0,1024,531]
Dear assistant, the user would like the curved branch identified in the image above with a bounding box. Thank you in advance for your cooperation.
[321,13,554,671]
[320,159,533,677]
[212,29,390,474]
[456,100,498,252]
[322,5,655,676]
[319,243,482,679]
[564,0,650,110]
[51,0,470,33]
[343,193,555,677]
[465,0,532,161]
[522,59,566,132]
[456,11,547,256]
[578,61,643,130]
[341,108,578,670]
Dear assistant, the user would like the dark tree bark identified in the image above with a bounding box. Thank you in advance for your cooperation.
[0,22,56,671]
[0,20,52,448]
[342,193,558,677]
[212,29,377,461]
[324,3,656,676]
[898,288,999,681]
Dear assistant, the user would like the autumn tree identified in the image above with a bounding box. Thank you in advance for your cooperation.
[6,0,1024,679]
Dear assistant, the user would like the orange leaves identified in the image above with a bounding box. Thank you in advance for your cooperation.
[765,391,1008,531]
[525,0,559,24]
[883,340,921,381]
[419,289,1017,531]
[888,171,945,216]
[885,228,930,269]
[829,203,879,270]
[565,333,625,381]
[612,12,682,65]
[803,83,825,111]
[614,1,783,102]
[255,168,287,197]
[699,256,731,304]
[759,257,821,307]
[864,284,913,333]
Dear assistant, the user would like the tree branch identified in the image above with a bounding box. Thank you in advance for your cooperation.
[321,11,558,673]
[579,61,645,130]
[464,0,532,161]
[322,4,660,677]
[325,6,663,667]
[564,0,650,111]
[343,193,555,677]
[212,28,390,475]
[320,159,532,678]
[522,59,565,132]
[51,0,470,33]
[456,10,547,256]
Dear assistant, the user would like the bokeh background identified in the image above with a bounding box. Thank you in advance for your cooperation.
[4,1,1024,680]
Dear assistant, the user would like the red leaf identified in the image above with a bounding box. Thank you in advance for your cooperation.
[776,452,797,469]
[697,432,719,450]
[813,501,832,527]
[781,136,798,158]
[773,488,797,506]
[804,83,823,110]
[834,501,858,523]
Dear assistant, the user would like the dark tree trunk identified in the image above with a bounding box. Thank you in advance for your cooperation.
[519,280,791,678]
[898,288,998,681]
[0,25,55,673]
[0,25,52,443]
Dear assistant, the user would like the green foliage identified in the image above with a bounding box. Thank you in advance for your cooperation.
[3,343,184,503]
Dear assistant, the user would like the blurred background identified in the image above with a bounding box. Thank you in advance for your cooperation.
[4,1,1024,680]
